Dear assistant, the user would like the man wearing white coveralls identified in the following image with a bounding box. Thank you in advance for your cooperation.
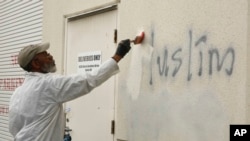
[8,39,131,141]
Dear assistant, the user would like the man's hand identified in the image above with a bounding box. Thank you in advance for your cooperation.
[115,39,131,58]
[112,39,131,62]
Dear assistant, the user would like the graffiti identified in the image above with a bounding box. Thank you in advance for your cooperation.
[208,48,235,75]
[0,105,9,115]
[150,29,235,84]
[11,54,18,66]
[0,78,24,91]
[149,26,155,85]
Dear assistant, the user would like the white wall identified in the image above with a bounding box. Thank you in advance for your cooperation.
[117,0,248,141]
[247,0,250,125]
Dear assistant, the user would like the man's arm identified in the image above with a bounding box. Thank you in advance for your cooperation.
[112,54,123,62]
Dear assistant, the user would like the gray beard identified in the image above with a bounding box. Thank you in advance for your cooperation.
[42,63,57,73]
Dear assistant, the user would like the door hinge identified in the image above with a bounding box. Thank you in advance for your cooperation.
[111,120,115,134]
[114,29,117,43]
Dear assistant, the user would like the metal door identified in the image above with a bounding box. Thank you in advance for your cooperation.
[0,1,43,140]
[64,7,117,141]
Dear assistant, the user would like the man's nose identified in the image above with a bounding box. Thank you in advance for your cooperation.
[47,54,53,60]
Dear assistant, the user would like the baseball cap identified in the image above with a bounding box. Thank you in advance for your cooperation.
[18,42,50,69]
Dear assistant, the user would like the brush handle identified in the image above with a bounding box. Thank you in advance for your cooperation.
[131,32,145,44]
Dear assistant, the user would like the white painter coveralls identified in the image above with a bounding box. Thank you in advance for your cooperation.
[9,58,119,141]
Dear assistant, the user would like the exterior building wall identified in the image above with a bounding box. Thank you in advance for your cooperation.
[117,0,249,141]
[42,0,250,141]
[247,0,250,124]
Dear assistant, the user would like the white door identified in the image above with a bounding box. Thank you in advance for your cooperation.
[65,9,117,141]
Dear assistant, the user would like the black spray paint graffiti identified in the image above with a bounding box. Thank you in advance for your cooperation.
[150,30,235,85]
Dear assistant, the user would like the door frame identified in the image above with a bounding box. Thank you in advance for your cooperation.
[62,1,119,140]
[63,2,118,75]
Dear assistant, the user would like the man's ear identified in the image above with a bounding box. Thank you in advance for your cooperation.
[31,59,40,70]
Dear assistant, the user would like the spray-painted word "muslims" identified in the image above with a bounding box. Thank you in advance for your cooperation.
[149,30,235,84]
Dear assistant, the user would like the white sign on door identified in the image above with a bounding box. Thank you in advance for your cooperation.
[77,51,102,73]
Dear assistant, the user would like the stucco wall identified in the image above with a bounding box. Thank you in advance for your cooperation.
[247,0,250,125]
[117,0,248,141]
[42,0,249,141]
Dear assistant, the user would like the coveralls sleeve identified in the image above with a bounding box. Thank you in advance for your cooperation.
[49,58,119,103]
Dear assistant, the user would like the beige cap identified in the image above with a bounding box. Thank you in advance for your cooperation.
[18,42,50,69]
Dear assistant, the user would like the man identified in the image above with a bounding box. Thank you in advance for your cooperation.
[9,40,131,141]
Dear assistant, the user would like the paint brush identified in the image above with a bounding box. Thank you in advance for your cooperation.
[131,32,145,45]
